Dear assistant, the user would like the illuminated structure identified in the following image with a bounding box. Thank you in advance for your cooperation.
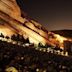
[0,0,72,49]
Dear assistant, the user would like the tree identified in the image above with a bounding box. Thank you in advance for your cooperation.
[11,34,17,41]
[0,33,4,38]
[5,36,9,39]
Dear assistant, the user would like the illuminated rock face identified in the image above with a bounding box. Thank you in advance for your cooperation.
[0,24,16,37]
[0,0,71,48]
[0,0,54,46]
[0,0,24,23]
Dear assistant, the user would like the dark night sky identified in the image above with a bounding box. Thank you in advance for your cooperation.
[17,0,72,31]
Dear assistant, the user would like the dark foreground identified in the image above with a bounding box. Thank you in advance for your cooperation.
[0,40,72,72]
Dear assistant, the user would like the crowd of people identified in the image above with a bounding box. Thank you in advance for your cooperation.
[0,34,72,72]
